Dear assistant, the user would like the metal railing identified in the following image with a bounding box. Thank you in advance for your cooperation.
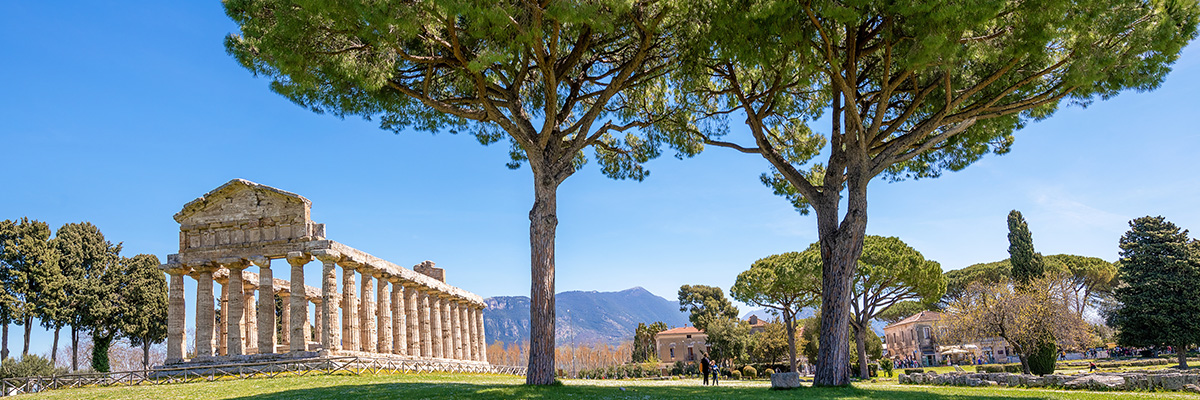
[1,357,526,397]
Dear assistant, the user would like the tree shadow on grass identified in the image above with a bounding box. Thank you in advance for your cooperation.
[222,381,1038,400]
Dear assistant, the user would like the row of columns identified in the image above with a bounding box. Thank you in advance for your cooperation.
[163,251,487,365]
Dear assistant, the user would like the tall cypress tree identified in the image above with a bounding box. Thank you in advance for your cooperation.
[54,222,121,372]
[120,254,167,371]
[1111,216,1200,369]
[1006,210,1055,374]
[1008,210,1045,286]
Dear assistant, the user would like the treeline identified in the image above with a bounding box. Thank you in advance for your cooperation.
[0,218,167,373]
[486,340,634,378]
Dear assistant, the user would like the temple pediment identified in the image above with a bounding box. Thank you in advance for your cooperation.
[174,179,323,253]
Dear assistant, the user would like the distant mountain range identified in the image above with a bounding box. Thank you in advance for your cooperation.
[484,289,898,347]
[483,287,690,346]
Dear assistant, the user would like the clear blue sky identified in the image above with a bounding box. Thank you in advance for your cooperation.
[2,2,1198,358]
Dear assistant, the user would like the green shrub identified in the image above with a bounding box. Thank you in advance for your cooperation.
[742,366,757,379]
[879,359,894,377]
[976,364,1005,373]
[1002,363,1022,373]
[1028,341,1057,375]
[0,355,63,378]
[903,368,924,374]
[730,370,742,380]
[764,368,775,377]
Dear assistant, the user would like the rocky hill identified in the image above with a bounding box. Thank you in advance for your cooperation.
[483,287,690,346]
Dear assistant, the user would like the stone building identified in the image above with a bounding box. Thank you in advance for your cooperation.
[655,326,706,363]
[158,179,488,365]
[883,310,1015,366]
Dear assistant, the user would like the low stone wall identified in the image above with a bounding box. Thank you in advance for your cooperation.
[898,370,1200,393]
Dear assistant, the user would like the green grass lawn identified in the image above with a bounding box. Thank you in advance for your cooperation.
[17,373,1200,400]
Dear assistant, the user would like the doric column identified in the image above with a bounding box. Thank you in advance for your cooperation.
[314,250,341,354]
[457,301,469,361]
[220,258,248,356]
[390,278,405,356]
[421,290,434,358]
[340,261,359,352]
[243,283,257,353]
[279,291,291,348]
[359,268,375,352]
[250,256,275,354]
[312,298,322,346]
[218,278,229,356]
[164,266,189,363]
[440,296,453,359]
[286,251,311,352]
[193,264,217,359]
[467,305,479,362]
[450,300,462,360]
[376,272,392,354]
[405,285,420,357]
[476,305,487,363]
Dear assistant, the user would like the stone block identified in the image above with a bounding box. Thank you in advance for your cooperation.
[770,372,802,390]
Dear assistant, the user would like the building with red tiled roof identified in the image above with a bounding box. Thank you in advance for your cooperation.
[655,326,707,363]
[883,310,1016,366]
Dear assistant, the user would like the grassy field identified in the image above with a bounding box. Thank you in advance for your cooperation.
[18,373,1200,400]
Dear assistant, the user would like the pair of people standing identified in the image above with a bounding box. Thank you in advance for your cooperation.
[700,356,718,386]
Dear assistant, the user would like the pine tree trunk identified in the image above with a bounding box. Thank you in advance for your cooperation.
[1019,354,1030,374]
[1178,342,1188,369]
[2,323,9,360]
[22,315,32,356]
[71,325,79,372]
[812,177,868,386]
[854,323,869,378]
[784,313,798,373]
[526,175,560,385]
[51,326,60,367]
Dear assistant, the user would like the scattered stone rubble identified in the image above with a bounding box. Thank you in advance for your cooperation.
[898,369,1200,392]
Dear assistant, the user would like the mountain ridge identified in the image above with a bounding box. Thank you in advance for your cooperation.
[483,287,690,346]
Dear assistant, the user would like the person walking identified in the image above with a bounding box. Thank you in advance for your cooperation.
[700,355,710,385]
[710,360,719,386]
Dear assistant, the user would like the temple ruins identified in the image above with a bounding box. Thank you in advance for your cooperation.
[158,179,487,366]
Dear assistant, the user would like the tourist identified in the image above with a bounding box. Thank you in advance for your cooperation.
[700,355,710,385]
[1089,361,1097,372]
[710,360,719,386]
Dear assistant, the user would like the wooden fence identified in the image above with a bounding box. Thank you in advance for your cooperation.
[1,357,527,397]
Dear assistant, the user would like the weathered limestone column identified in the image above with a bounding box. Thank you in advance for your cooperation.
[457,301,470,361]
[279,291,291,348]
[251,256,275,354]
[390,279,405,356]
[218,279,229,356]
[222,258,248,356]
[193,264,217,359]
[467,305,479,362]
[430,294,444,358]
[405,285,420,357]
[341,261,359,352]
[360,268,376,353]
[450,300,462,360]
[286,252,311,352]
[312,298,323,346]
[376,272,392,354]
[476,305,487,363]
[243,284,257,353]
[440,296,453,359]
[314,250,341,354]
[164,266,189,363]
[420,290,433,358]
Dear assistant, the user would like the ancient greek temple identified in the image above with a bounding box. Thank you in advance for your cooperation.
[158,179,487,366]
